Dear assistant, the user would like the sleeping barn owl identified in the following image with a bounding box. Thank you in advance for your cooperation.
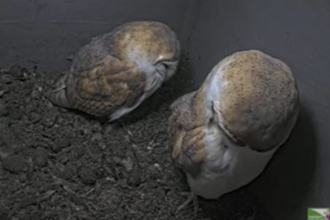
[48,21,180,122]
[168,50,299,215]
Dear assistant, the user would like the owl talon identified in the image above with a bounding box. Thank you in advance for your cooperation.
[176,192,199,216]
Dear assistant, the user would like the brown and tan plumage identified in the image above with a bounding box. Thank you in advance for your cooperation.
[168,50,299,215]
[48,21,181,121]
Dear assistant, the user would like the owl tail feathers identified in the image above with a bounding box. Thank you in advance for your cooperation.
[47,74,71,109]
[47,87,71,109]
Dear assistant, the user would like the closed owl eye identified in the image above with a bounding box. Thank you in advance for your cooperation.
[163,63,169,69]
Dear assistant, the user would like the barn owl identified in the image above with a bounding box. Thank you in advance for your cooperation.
[48,21,180,122]
[168,50,299,215]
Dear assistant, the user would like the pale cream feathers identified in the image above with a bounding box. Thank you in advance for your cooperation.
[168,50,299,214]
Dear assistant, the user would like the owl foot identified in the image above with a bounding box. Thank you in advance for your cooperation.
[176,191,199,217]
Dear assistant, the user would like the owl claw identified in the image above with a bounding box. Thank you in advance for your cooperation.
[176,191,199,217]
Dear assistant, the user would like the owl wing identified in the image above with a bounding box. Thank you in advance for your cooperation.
[66,56,147,118]
[168,92,207,178]
[70,30,121,74]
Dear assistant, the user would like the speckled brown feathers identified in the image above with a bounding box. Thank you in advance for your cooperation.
[168,92,209,178]
[68,64,146,117]
[70,21,180,74]
[168,50,299,214]
[48,21,180,119]
[209,50,300,151]
[168,49,300,177]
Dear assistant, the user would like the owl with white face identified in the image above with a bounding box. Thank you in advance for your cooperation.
[48,21,180,122]
[168,50,299,215]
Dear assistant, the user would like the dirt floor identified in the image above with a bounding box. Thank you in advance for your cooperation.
[0,56,272,220]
